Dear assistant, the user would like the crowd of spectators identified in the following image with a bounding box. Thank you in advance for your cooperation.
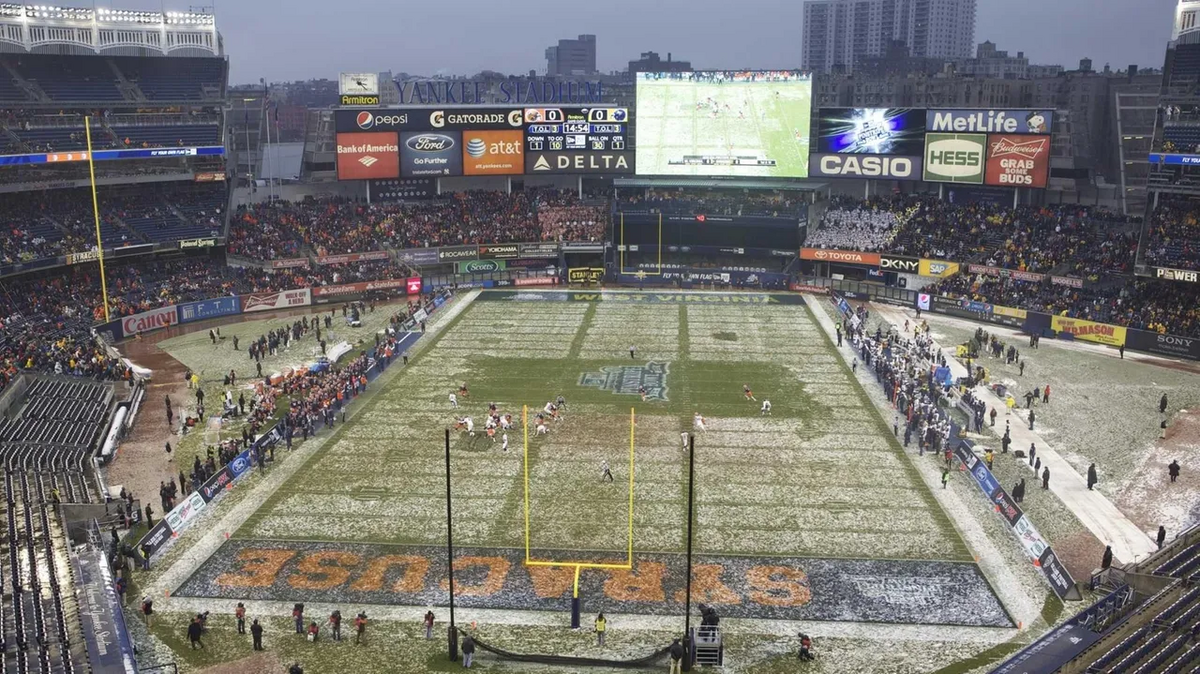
[1144,199,1200,271]
[616,187,802,218]
[929,273,1200,338]
[229,189,608,261]
[809,195,1141,276]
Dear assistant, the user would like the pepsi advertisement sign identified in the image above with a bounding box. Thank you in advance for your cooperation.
[336,107,524,133]
[400,131,462,176]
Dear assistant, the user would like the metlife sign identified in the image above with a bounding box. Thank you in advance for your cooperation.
[808,153,922,180]
[923,133,986,184]
[926,109,1053,135]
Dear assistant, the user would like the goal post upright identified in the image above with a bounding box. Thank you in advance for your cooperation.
[627,406,635,566]
[523,404,530,565]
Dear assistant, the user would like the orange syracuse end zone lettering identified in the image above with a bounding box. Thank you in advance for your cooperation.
[602,562,667,602]
[349,554,430,593]
[287,551,362,591]
[673,564,741,605]
[216,549,297,588]
[746,565,813,607]
[439,556,511,596]
[528,565,576,598]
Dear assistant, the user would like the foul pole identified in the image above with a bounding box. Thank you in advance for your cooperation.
[84,117,110,322]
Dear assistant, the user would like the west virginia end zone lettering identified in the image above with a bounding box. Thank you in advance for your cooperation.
[569,293,780,304]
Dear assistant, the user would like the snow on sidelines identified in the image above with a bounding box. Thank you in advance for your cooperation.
[804,293,1043,631]
[142,289,481,604]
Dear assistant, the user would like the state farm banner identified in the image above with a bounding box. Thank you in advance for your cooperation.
[313,278,415,298]
[121,305,178,337]
[1051,315,1126,347]
[984,134,1050,188]
[314,251,390,265]
[268,258,310,269]
[241,289,312,313]
[790,283,830,294]
[800,248,881,266]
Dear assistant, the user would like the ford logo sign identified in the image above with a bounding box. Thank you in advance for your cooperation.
[407,134,455,152]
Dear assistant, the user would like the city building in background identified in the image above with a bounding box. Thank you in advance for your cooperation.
[546,34,597,76]
[627,52,692,78]
[802,0,976,74]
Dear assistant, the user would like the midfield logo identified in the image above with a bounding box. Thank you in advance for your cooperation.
[578,361,670,401]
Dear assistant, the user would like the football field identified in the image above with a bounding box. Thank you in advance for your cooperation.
[635,79,812,177]
[176,291,1008,626]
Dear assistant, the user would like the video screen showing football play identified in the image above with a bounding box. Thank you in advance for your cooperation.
[634,70,812,177]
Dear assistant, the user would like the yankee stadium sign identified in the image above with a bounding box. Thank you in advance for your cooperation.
[397,78,606,105]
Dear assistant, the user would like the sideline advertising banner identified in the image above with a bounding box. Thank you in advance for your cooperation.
[800,248,881,266]
[438,245,478,262]
[315,251,389,265]
[178,297,240,325]
[568,267,605,283]
[919,258,960,278]
[1050,316,1126,347]
[241,289,311,313]
[121,305,178,337]
[268,258,310,269]
[459,259,507,274]
[1124,329,1200,360]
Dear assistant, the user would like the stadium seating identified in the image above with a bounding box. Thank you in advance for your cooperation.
[1161,124,1200,153]
[1145,199,1200,271]
[1153,543,1200,580]
[110,124,221,148]
[114,56,225,101]
[15,55,124,102]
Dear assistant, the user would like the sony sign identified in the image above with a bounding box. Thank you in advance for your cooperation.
[811,154,921,180]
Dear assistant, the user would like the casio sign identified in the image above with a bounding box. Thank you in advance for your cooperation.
[819,155,914,178]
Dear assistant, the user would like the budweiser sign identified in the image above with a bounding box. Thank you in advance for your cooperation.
[241,289,311,313]
[121,305,178,336]
[989,136,1047,159]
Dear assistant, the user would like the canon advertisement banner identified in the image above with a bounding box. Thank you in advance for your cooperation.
[336,132,400,180]
[241,288,312,313]
[121,305,178,337]
[177,296,240,324]
[985,134,1050,188]
[400,131,463,177]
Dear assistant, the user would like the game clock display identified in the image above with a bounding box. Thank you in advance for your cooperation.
[523,107,627,153]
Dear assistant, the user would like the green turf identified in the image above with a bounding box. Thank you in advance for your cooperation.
[228,293,968,562]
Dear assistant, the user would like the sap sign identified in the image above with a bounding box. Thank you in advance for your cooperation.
[923,133,986,184]
[810,153,922,180]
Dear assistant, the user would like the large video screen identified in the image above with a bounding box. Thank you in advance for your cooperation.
[816,108,926,155]
[635,71,812,178]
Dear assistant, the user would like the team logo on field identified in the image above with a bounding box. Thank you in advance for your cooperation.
[578,362,670,401]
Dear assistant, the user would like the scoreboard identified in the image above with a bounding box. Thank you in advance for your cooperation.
[523,107,628,153]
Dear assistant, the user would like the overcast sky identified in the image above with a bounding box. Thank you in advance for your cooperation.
[158,0,1179,83]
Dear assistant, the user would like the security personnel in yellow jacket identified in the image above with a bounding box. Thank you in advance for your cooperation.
[595,613,606,646]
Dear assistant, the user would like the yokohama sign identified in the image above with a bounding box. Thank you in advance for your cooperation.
[121,305,177,336]
[241,288,312,313]
[799,248,881,266]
